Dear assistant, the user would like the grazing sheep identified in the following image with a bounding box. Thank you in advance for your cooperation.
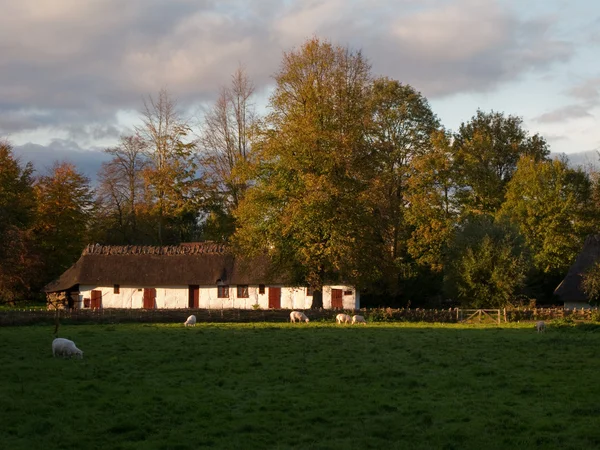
[52,338,83,359]
[536,321,546,333]
[184,315,197,327]
[290,311,309,323]
[336,313,352,324]
[352,315,366,325]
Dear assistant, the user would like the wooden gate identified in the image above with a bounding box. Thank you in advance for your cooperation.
[268,287,281,309]
[331,289,343,309]
[458,309,502,324]
[90,290,102,309]
[188,285,199,308]
[143,288,156,309]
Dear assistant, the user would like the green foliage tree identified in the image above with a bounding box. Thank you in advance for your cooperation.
[33,162,96,282]
[0,141,39,303]
[453,110,549,215]
[499,156,595,274]
[444,217,530,308]
[234,37,379,302]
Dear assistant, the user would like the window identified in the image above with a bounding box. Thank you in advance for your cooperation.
[114,284,120,294]
[344,290,353,296]
[258,284,265,294]
[237,285,249,298]
[218,285,229,298]
[306,287,314,296]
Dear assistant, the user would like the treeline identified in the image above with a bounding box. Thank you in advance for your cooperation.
[2,37,600,307]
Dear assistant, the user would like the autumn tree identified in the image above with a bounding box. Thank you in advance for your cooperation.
[94,135,151,244]
[234,38,379,304]
[367,78,440,294]
[444,217,530,308]
[453,110,549,215]
[33,162,96,282]
[0,141,39,303]
[137,88,203,244]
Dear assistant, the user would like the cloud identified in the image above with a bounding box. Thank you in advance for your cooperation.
[12,140,112,184]
[535,105,594,123]
[534,77,600,123]
[0,0,580,140]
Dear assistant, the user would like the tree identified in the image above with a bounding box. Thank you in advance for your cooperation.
[0,141,39,303]
[453,110,549,215]
[94,135,151,244]
[33,162,96,281]
[200,66,258,241]
[234,38,379,303]
[366,78,440,294]
[136,88,203,244]
[404,129,458,273]
[498,156,596,300]
[444,217,530,308]
[582,262,600,306]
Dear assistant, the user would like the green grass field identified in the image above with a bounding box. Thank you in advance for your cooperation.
[1,321,600,449]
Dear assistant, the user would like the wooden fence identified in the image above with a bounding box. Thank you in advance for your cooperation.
[0,306,598,326]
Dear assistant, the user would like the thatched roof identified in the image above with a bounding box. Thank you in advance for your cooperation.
[44,243,292,293]
[554,235,600,303]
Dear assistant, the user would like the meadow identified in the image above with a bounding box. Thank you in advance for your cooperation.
[1,321,600,449]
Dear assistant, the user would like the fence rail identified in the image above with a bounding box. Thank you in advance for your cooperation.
[0,306,598,326]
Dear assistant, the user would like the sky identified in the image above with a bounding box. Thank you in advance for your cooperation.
[1,0,599,181]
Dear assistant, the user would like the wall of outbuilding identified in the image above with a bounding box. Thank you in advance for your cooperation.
[77,284,359,310]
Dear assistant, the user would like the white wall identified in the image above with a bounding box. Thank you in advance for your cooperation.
[77,284,359,310]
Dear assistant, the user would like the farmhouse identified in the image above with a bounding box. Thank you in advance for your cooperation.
[44,243,360,310]
[554,234,600,310]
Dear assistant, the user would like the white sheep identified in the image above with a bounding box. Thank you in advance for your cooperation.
[352,315,366,325]
[184,315,197,327]
[336,313,352,324]
[52,338,83,359]
[536,321,546,333]
[290,311,309,323]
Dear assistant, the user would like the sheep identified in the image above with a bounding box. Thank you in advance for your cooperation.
[536,321,546,333]
[290,311,309,323]
[184,315,197,327]
[336,313,352,324]
[352,315,366,325]
[52,338,83,359]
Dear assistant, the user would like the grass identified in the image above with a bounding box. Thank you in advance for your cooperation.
[1,321,600,449]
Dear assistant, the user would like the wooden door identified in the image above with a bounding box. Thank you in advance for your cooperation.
[188,285,199,308]
[90,290,102,309]
[143,288,156,309]
[268,287,281,309]
[331,289,343,309]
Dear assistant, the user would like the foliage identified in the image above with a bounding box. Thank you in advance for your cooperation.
[234,37,380,292]
[499,156,595,275]
[453,109,549,215]
[444,216,531,308]
[0,142,39,304]
[3,323,600,449]
[582,262,600,306]
[33,162,96,282]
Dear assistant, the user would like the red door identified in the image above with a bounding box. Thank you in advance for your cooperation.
[188,285,199,308]
[268,287,281,309]
[331,289,343,309]
[90,290,102,309]
[143,288,156,309]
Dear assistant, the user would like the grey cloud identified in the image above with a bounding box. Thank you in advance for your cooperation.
[13,140,112,184]
[535,105,594,123]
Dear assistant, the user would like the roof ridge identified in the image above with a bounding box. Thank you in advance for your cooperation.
[83,243,227,256]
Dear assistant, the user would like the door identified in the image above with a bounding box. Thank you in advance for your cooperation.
[90,290,102,309]
[331,289,343,309]
[188,285,199,308]
[268,287,281,309]
[143,288,156,309]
